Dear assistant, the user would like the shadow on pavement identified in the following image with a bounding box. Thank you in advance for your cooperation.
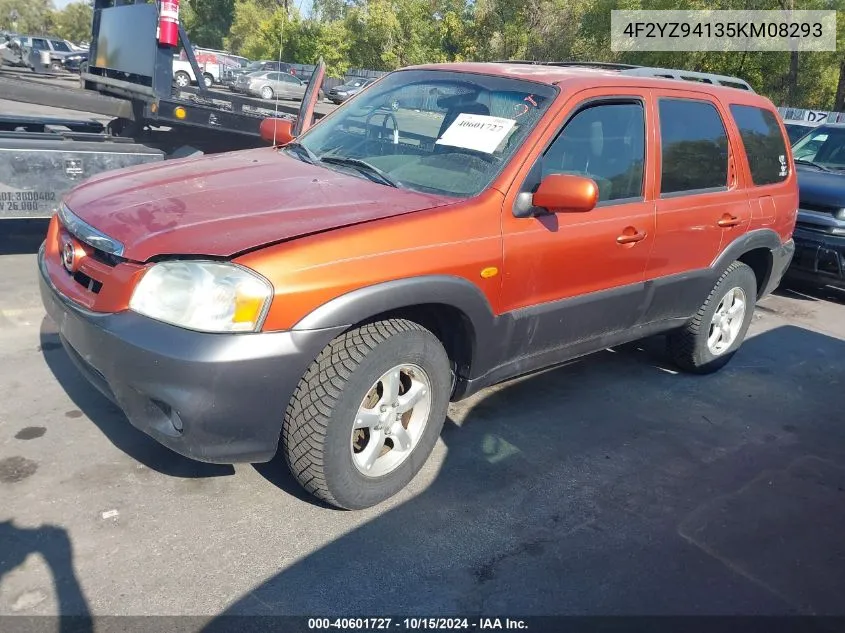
[208,324,845,618]
[775,279,845,305]
[0,520,92,630]
[38,318,234,479]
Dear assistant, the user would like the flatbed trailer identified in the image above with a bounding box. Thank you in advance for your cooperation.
[0,0,330,219]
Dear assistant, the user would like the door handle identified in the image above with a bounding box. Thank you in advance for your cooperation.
[616,231,647,245]
[717,215,741,228]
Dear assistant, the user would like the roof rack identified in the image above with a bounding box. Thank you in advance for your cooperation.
[495,60,755,92]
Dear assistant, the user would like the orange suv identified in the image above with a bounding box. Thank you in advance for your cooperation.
[39,62,797,509]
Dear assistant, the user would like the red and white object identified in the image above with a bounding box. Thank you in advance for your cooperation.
[158,0,180,47]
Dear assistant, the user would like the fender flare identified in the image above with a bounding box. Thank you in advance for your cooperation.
[712,228,782,269]
[710,228,786,295]
[292,276,498,371]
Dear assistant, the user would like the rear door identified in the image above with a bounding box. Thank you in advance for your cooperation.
[641,91,752,323]
[279,73,302,98]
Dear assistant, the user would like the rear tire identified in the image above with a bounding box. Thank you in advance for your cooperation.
[261,86,274,100]
[282,319,451,510]
[202,73,214,88]
[667,261,757,374]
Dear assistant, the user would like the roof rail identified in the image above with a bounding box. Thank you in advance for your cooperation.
[617,66,754,92]
[494,60,755,92]
[494,60,639,71]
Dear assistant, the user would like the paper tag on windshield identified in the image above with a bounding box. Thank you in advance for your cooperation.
[435,113,516,154]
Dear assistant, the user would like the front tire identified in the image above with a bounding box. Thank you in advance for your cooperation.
[667,261,757,374]
[282,319,451,510]
[261,86,274,100]
[174,71,190,88]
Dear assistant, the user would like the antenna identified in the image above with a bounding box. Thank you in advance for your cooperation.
[273,28,283,145]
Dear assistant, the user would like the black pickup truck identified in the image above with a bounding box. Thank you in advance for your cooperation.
[788,124,845,288]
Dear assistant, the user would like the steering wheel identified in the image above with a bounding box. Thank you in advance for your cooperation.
[365,110,400,150]
[441,147,501,165]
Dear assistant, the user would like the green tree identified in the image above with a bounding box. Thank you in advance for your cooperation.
[182,0,235,48]
[53,2,93,43]
[0,0,53,34]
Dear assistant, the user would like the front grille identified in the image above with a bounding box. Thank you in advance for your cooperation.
[87,247,124,268]
[73,270,103,294]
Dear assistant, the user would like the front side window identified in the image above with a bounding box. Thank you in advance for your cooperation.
[31,38,48,50]
[540,101,645,203]
[729,104,789,186]
[295,69,557,198]
[659,98,729,195]
[791,125,845,170]
[51,40,71,52]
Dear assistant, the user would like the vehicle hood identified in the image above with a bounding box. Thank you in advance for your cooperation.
[796,167,845,209]
[62,147,455,262]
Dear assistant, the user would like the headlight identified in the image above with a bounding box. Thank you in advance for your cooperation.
[129,261,272,333]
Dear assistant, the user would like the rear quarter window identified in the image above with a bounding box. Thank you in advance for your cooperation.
[729,104,789,186]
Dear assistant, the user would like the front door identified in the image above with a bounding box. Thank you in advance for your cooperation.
[500,90,657,357]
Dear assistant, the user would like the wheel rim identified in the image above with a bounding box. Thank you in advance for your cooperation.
[204,76,212,87]
[707,286,747,355]
[262,87,273,99]
[351,363,432,478]
[176,74,188,87]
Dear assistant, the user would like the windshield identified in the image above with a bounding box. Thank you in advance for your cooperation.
[792,126,845,169]
[785,123,813,144]
[294,69,557,197]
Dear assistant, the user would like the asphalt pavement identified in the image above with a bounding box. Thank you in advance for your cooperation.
[1,240,845,619]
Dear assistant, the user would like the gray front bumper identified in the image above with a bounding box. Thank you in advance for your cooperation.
[39,245,345,464]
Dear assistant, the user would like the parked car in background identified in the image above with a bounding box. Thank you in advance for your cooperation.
[327,77,376,104]
[226,60,296,90]
[173,58,215,89]
[785,124,845,288]
[238,71,313,101]
[62,50,88,73]
[784,121,815,143]
[15,35,77,71]
[172,48,244,88]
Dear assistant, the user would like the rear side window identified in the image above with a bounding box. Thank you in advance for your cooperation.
[659,98,729,195]
[729,104,789,185]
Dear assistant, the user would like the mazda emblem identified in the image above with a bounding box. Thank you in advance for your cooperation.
[62,240,75,273]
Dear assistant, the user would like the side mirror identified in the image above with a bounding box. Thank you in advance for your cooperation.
[515,173,599,217]
[259,117,295,145]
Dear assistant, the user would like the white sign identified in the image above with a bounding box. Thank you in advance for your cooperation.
[435,113,517,154]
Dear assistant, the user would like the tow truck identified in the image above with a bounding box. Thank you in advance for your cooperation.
[0,0,327,221]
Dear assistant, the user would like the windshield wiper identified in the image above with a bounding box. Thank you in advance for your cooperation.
[284,141,319,165]
[794,158,832,172]
[319,156,400,188]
